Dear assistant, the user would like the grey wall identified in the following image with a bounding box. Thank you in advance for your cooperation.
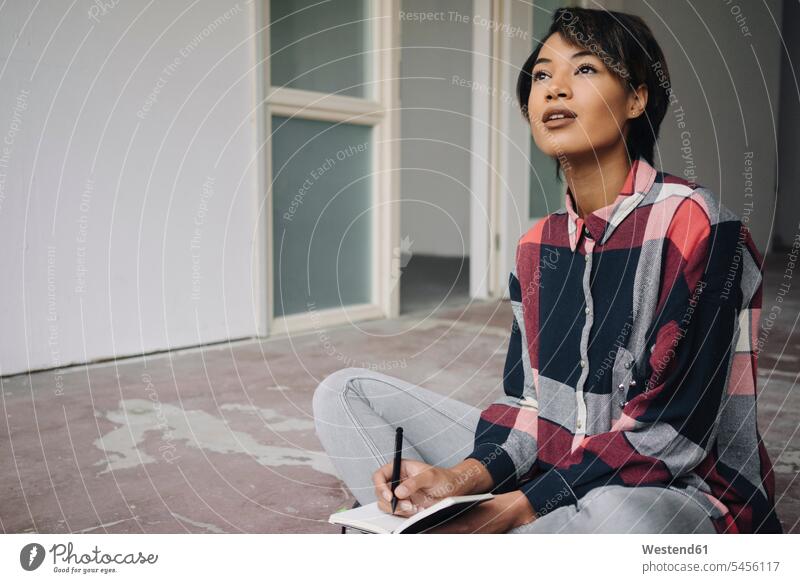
[776,0,800,250]
[603,0,784,256]
[399,0,473,257]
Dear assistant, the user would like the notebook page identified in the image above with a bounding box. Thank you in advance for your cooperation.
[329,502,407,534]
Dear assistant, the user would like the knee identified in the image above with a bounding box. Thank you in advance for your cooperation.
[569,486,634,533]
[575,486,673,534]
[312,367,372,416]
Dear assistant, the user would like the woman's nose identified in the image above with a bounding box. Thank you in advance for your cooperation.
[545,71,572,100]
[546,82,570,100]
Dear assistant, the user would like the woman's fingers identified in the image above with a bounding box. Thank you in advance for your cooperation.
[373,459,430,501]
[372,461,425,516]
[372,465,394,502]
[376,496,418,517]
[396,462,442,498]
[373,460,445,511]
[393,475,417,499]
[410,490,437,510]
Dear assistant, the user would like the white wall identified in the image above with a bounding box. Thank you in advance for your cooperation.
[602,0,783,255]
[399,0,473,257]
[0,0,262,376]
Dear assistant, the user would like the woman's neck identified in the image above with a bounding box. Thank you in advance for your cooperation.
[562,146,632,220]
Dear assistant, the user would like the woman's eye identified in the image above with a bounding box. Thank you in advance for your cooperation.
[532,64,595,82]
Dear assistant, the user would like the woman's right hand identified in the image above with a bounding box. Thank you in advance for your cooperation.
[372,459,463,518]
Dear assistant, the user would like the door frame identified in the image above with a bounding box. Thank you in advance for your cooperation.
[470,0,536,300]
[472,0,588,300]
[254,0,401,337]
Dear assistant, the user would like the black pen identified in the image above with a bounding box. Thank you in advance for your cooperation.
[390,426,403,514]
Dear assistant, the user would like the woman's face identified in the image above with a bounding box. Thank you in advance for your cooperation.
[527,32,646,162]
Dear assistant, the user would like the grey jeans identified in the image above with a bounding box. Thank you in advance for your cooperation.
[312,367,717,534]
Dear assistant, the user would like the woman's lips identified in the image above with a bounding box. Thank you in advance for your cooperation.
[543,116,577,129]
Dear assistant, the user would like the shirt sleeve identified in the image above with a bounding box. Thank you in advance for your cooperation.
[464,251,540,494]
[519,197,746,517]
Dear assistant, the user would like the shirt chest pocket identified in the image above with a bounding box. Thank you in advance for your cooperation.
[612,345,639,409]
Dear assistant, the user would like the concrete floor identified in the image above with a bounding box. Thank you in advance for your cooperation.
[1,252,798,534]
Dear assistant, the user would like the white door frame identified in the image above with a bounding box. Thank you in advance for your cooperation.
[470,0,535,300]
[254,0,401,337]
[469,0,494,300]
[472,0,588,300]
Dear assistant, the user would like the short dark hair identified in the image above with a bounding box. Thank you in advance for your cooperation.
[517,6,671,172]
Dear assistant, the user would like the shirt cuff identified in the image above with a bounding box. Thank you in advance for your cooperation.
[464,443,518,494]
[519,469,577,517]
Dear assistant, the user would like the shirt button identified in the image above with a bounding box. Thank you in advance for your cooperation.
[629,379,637,387]
[584,254,590,262]
[580,359,586,368]
[584,307,591,315]
[576,420,583,429]
[624,360,633,369]
[617,383,625,390]
[583,225,592,239]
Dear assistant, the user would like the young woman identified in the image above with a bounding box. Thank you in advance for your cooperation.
[313,7,782,534]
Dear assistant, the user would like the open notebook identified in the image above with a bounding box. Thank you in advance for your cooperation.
[328,493,494,534]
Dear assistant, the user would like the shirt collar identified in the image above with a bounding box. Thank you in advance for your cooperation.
[564,155,658,252]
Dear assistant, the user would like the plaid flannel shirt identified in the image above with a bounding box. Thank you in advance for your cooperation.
[466,155,782,534]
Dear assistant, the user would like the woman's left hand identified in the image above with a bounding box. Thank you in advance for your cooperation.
[423,490,537,534]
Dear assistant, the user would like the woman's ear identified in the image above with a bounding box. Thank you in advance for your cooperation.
[629,83,649,119]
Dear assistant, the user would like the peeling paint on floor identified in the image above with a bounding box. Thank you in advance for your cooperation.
[171,512,227,533]
[93,399,336,478]
[76,517,141,533]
